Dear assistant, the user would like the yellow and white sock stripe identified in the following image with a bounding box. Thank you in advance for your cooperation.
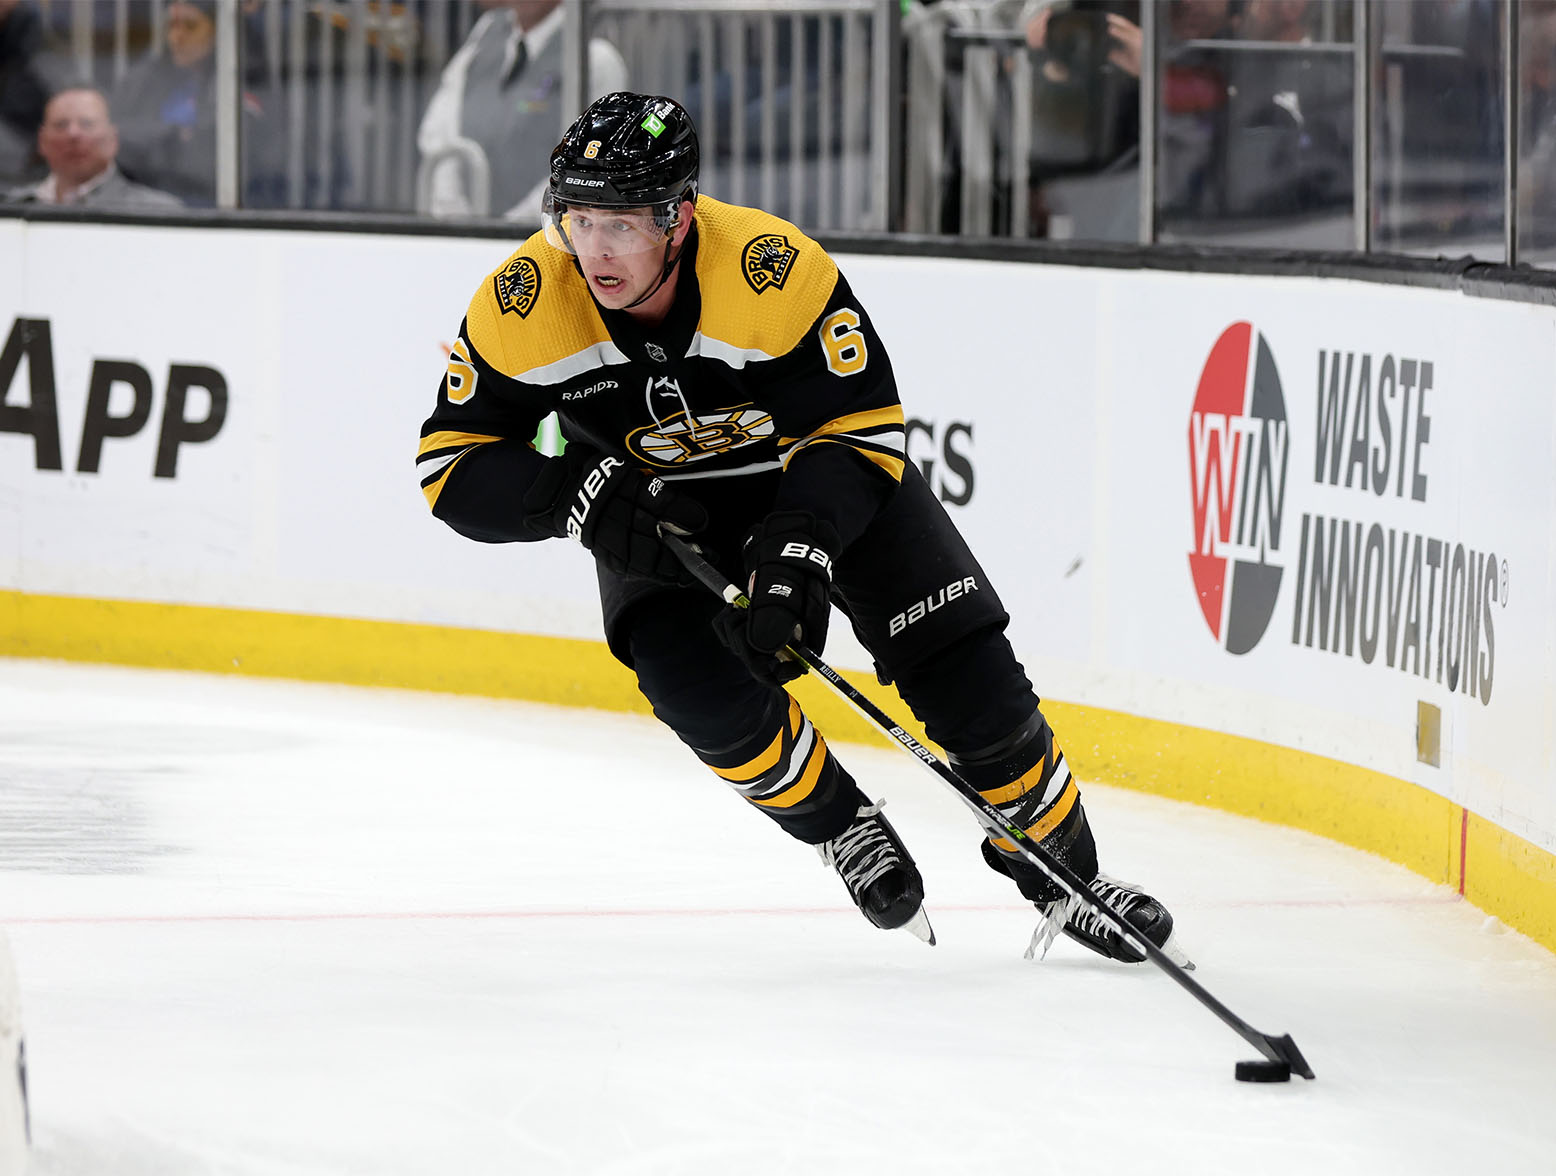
[708,697,832,810]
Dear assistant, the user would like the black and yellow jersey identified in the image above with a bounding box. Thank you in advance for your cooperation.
[416,196,905,546]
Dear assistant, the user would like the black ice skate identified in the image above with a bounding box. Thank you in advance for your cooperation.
[1026,873,1192,968]
[819,802,934,944]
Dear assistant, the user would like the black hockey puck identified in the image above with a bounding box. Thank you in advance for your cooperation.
[1235,1059,1292,1083]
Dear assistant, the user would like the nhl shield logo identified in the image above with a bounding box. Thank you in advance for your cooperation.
[493,256,542,318]
[742,233,798,294]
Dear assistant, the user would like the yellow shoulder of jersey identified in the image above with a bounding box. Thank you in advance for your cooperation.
[692,196,839,361]
[463,230,611,379]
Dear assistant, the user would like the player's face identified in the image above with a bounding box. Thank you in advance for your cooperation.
[572,206,669,308]
[567,206,674,309]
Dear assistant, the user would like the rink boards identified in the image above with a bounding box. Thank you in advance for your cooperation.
[1,217,1553,952]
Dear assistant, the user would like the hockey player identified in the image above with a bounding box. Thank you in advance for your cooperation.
[417,92,1188,963]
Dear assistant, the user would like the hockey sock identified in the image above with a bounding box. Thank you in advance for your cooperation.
[693,693,863,844]
[952,709,1098,904]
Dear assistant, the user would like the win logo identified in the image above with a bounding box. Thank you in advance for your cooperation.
[1188,322,1289,654]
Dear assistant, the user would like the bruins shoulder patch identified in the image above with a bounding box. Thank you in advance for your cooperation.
[742,233,798,294]
[493,255,542,318]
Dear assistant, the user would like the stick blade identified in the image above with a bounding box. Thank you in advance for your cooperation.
[1262,1033,1316,1080]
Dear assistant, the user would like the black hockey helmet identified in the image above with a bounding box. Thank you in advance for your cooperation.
[543,93,699,253]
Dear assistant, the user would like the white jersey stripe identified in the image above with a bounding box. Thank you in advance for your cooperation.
[687,332,781,370]
[657,459,785,481]
[515,341,633,386]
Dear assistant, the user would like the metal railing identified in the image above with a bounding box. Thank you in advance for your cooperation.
[27,0,898,226]
[256,0,485,212]
[572,0,900,231]
[901,0,1538,264]
[32,0,485,211]
[16,0,1554,268]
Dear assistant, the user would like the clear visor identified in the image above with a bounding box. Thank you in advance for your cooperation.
[541,193,677,257]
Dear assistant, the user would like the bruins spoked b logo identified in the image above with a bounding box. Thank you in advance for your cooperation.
[742,233,798,294]
[493,256,542,318]
[626,376,774,468]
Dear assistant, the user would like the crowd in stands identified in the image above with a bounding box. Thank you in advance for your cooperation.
[0,0,63,189]
[0,0,1548,257]
[0,0,262,210]
[0,0,615,216]
[1519,0,1556,248]
[417,0,626,221]
[947,0,1355,237]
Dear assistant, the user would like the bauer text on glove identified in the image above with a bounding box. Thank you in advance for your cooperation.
[714,511,838,685]
[521,449,707,583]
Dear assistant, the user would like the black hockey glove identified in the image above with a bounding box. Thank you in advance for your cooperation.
[714,511,838,686]
[521,447,707,583]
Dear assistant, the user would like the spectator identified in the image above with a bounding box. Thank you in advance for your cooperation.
[1015,0,1347,233]
[1024,1,1142,87]
[1157,0,1235,219]
[1518,0,1556,250]
[1017,1,1236,237]
[1219,0,1352,219]
[417,0,628,223]
[4,86,182,210]
[111,0,276,207]
[1020,1,1142,238]
[1239,0,1315,42]
[1524,0,1556,135]
[0,0,62,185]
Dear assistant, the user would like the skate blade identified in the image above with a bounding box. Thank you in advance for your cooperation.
[901,906,936,946]
[1159,930,1194,971]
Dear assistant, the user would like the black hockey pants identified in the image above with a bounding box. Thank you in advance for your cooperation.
[600,465,1096,898]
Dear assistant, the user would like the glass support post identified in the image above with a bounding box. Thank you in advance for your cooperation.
[215,0,241,209]
[873,0,902,233]
[1352,0,1370,252]
[1504,0,1519,266]
[1138,0,1157,245]
[563,0,590,134]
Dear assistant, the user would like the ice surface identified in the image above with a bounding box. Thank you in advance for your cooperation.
[2,658,1554,1175]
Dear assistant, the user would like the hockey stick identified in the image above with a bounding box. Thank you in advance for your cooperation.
[663,531,1315,1081]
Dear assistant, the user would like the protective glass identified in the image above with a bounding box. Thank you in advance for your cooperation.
[541,194,677,257]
